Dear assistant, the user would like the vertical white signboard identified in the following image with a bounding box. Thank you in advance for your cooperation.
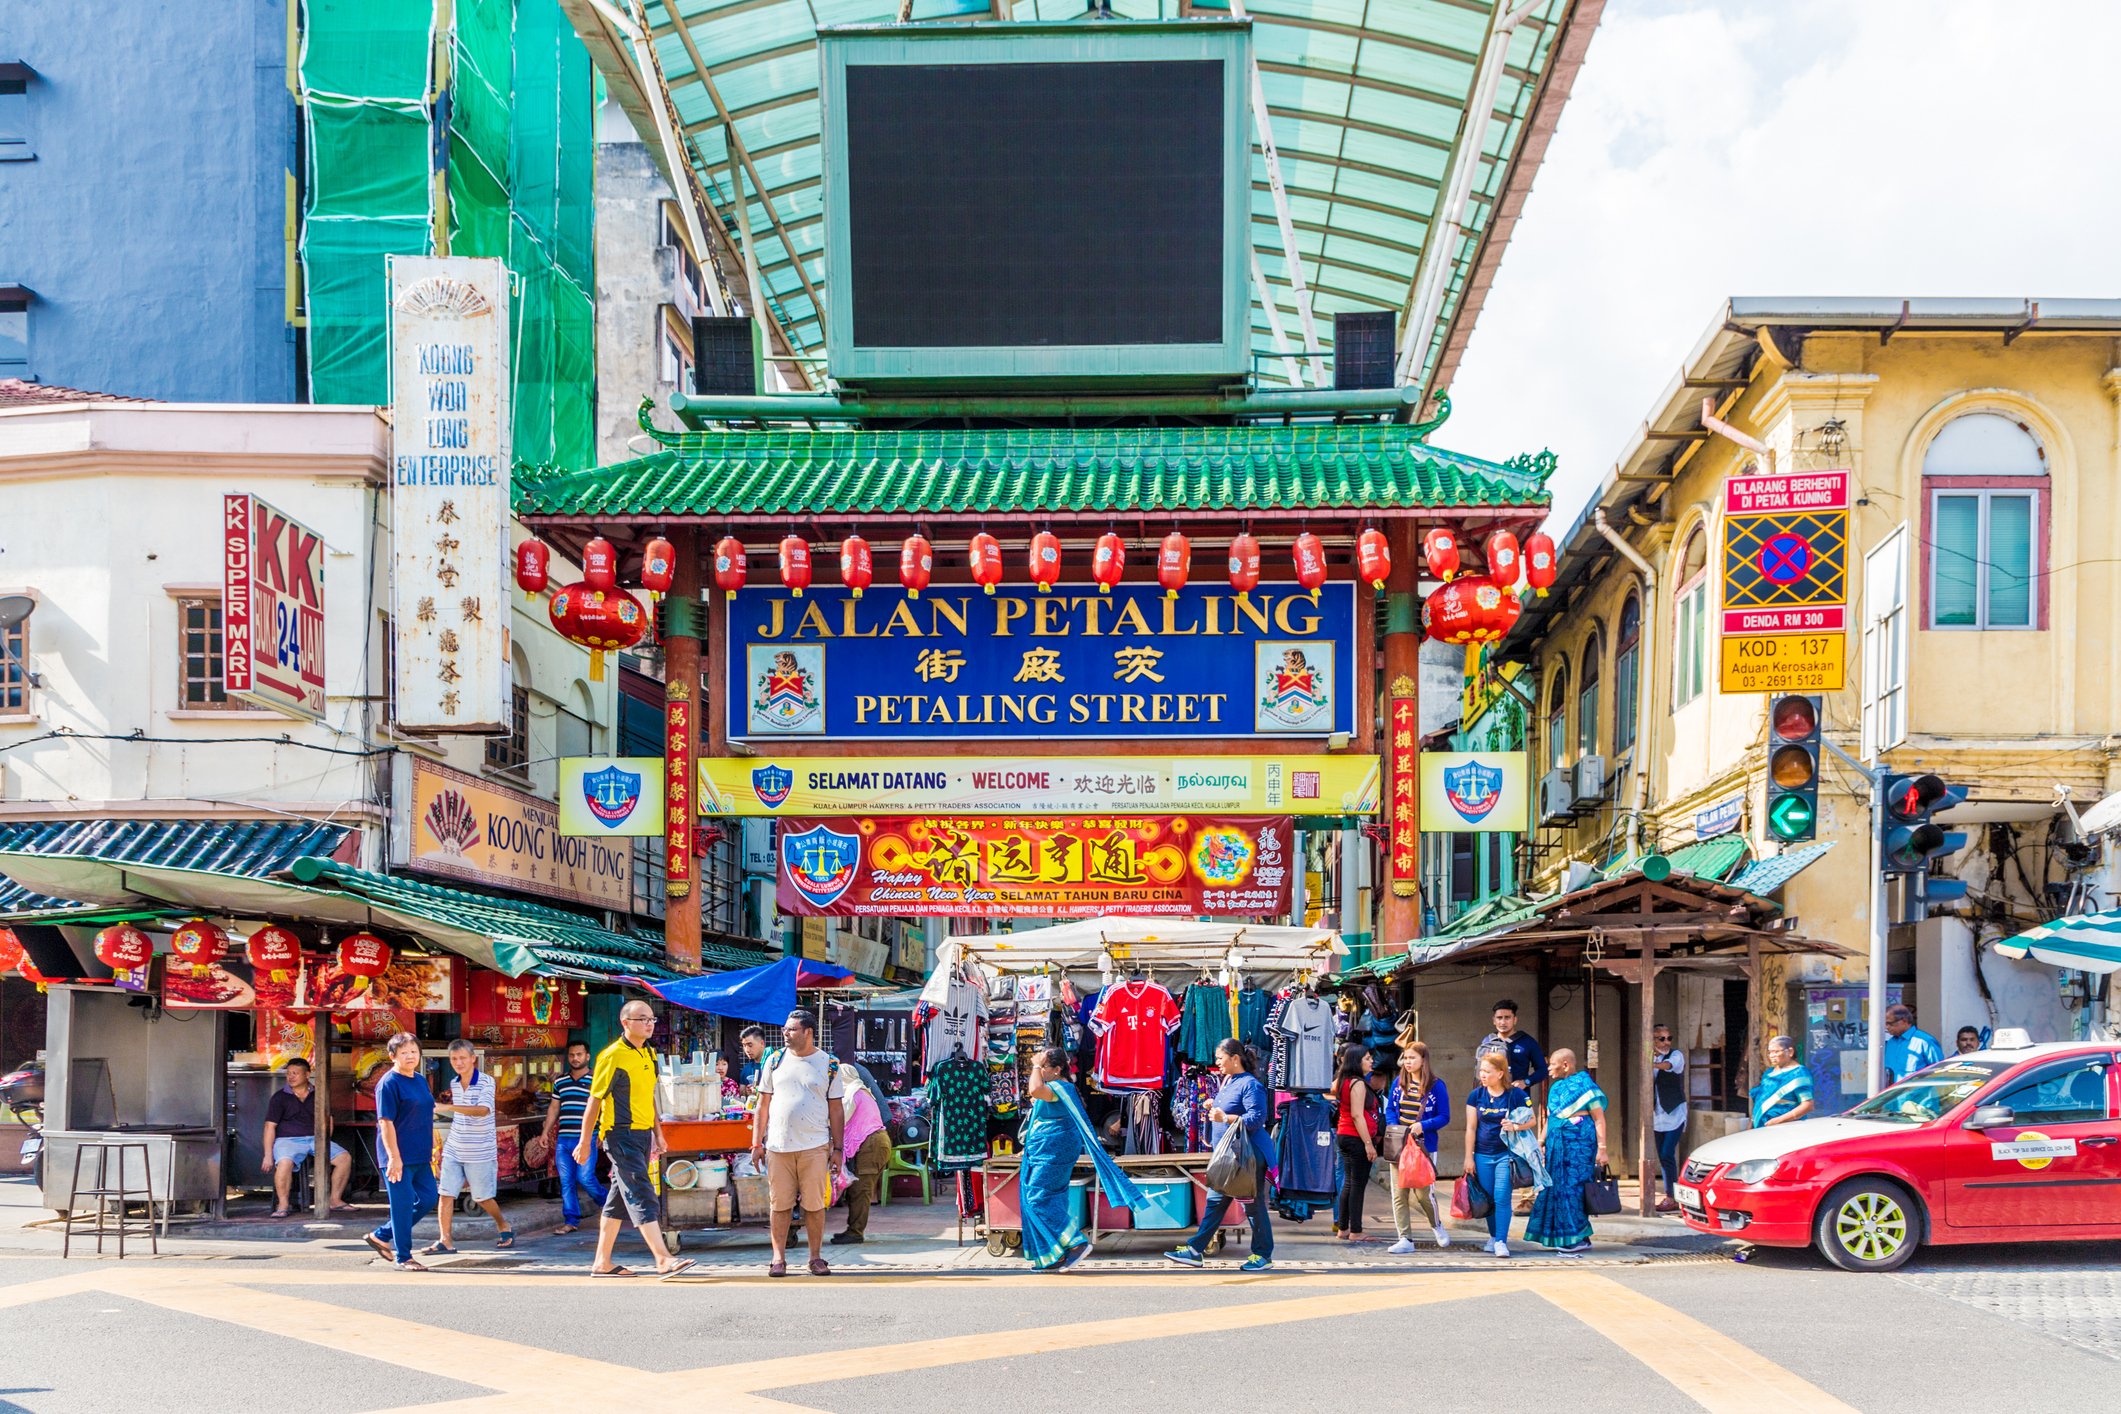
[389,256,512,733]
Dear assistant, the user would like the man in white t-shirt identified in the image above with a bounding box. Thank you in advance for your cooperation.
[749,1008,845,1277]
[1651,1025,1688,1213]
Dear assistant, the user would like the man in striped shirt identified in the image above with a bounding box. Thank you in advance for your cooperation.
[432,1039,515,1252]
[542,1041,605,1234]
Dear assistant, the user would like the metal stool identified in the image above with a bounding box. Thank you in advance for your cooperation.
[62,1142,159,1258]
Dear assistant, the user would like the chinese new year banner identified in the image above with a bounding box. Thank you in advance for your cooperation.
[775,815,1295,918]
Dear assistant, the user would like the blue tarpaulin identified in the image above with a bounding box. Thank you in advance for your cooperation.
[627,955,854,1023]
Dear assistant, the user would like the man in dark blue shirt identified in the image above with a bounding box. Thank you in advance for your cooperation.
[364,1032,439,1270]
[1476,1000,1548,1099]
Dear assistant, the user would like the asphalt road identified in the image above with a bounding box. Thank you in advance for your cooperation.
[3,1236,2118,1414]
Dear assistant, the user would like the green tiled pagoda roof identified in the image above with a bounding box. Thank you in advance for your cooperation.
[515,426,1550,521]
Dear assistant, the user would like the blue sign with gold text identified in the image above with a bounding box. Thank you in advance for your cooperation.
[724,582,1355,741]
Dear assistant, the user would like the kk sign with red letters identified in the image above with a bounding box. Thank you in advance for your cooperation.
[223,493,327,720]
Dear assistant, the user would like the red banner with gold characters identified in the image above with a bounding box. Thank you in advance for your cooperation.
[1388,693,1419,896]
[775,815,1295,918]
[665,681,694,896]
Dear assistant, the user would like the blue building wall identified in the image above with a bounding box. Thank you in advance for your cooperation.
[0,1,295,401]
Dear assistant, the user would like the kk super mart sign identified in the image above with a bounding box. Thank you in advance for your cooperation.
[775,815,1294,919]
[222,493,327,720]
[1720,470,1849,692]
[702,755,1378,816]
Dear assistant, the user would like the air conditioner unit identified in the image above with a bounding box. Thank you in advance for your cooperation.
[1540,769,1576,824]
[1575,755,1607,804]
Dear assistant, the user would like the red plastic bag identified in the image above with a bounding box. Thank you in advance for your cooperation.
[1399,1139,1436,1190]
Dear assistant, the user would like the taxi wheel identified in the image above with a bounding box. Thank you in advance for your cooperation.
[1814,1178,1918,1272]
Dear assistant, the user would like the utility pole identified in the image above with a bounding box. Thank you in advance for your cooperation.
[1822,737,1888,1096]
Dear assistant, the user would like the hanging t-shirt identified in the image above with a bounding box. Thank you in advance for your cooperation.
[1089,979,1182,1089]
[1270,994,1336,1092]
[923,975,988,1072]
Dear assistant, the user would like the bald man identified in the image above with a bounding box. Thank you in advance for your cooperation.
[576,1000,692,1279]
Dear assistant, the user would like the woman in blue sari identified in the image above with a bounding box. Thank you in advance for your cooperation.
[1020,1047,1146,1271]
[1525,1048,1607,1256]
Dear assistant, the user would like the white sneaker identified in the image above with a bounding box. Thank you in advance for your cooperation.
[1387,1238,1419,1255]
[1433,1225,1452,1249]
[1493,1241,1511,1259]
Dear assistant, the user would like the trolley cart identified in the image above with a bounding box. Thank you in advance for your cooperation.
[968,1151,1249,1258]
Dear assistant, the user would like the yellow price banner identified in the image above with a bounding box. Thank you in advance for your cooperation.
[1719,632,1846,694]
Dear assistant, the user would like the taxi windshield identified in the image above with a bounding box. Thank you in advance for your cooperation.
[1844,1059,2011,1124]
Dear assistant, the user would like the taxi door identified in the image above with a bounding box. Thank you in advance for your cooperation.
[1943,1054,2121,1230]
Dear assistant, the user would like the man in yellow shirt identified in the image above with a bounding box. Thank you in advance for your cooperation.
[573,1000,694,1279]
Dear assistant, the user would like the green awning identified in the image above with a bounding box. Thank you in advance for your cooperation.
[0,818,353,921]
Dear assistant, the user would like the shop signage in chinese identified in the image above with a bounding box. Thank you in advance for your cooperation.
[725,582,1356,741]
[388,255,512,734]
[393,757,632,909]
[1387,684,1418,897]
[465,971,584,1028]
[702,754,1379,817]
[1417,752,1531,832]
[222,492,328,720]
[557,757,667,837]
[774,815,1295,919]
[664,681,694,900]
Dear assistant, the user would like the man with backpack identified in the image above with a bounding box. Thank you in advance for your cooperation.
[749,1007,846,1277]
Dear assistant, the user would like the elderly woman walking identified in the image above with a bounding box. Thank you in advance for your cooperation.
[1020,1047,1145,1271]
[1525,1048,1607,1256]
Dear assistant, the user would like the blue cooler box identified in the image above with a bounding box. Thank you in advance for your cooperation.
[1130,1175,1195,1230]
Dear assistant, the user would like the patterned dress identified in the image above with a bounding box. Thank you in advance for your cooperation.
[1525,1070,1605,1249]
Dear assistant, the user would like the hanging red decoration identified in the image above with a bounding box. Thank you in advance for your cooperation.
[840,535,873,598]
[969,533,1004,595]
[712,537,748,600]
[779,535,812,596]
[0,928,24,975]
[1422,528,1460,581]
[1227,533,1261,601]
[1423,576,1520,645]
[169,920,227,974]
[94,923,152,973]
[337,932,392,983]
[1484,530,1522,587]
[1422,580,1478,645]
[513,540,549,601]
[1156,532,1191,599]
[1524,531,1558,597]
[1028,531,1063,594]
[582,537,619,591]
[1292,532,1328,592]
[900,535,933,599]
[548,583,650,681]
[1091,532,1125,594]
[1356,527,1392,593]
[245,924,302,980]
[639,537,676,593]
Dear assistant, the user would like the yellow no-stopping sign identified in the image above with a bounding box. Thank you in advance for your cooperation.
[1719,632,1845,693]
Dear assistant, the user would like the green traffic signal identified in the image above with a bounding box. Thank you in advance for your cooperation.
[1767,792,1816,841]
[1764,694,1822,843]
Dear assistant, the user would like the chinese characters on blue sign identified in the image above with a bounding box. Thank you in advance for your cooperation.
[724,583,1355,741]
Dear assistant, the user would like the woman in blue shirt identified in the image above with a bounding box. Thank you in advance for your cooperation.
[1165,1039,1276,1272]
[1462,1051,1532,1257]
[1384,1039,1451,1253]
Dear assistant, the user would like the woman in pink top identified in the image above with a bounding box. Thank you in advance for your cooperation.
[832,1082,891,1246]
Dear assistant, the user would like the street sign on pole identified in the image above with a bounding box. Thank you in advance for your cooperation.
[1720,469,1850,692]
[1718,631,1846,693]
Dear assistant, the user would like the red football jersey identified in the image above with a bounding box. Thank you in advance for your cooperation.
[1090,981,1182,1088]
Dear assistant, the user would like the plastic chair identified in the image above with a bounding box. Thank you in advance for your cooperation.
[880,1141,930,1206]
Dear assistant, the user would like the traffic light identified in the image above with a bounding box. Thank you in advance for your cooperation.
[1880,773,1970,918]
[1765,694,1822,843]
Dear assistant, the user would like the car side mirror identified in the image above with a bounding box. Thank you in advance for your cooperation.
[1963,1104,2016,1130]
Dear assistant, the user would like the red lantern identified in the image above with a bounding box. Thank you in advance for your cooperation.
[1524,531,1558,597]
[0,928,24,975]
[169,920,227,974]
[513,540,549,601]
[1092,532,1125,594]
[549,583,650,681]
[1156,532,1190,599]
[1422,527,1460,581]
[840,535,873,598]
[1227,533,1261,600]
[1028,531,1063,594]
[900,535,933,599]
[969,533,1004,595]
[1480,580,1525,641]
[1422,581,1477,644]
[1424,576,1521,645]
[1292,532,1328,592]
[338,931,391,983]
[582,537,619,591]
[713,537,748,600]
[779,535,812,596]
[1484,530,1521,587]
[246,925,301,980]
[1356,527,1392,593]
[94,923,152,973]
[640,536,676,593]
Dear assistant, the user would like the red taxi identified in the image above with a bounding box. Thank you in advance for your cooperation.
[1676,1040,2121,1270]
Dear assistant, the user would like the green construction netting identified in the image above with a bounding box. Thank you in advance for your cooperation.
[300,0,593,472]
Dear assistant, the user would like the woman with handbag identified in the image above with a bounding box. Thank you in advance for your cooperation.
[1384,1039,1451,1253]
[1525,1048,1608,1256]
[1463,1052,1532,1257]
[1331,1044,1383,1240]
[1164,1038,1277,1271]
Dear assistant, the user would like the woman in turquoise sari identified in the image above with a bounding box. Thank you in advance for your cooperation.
[1020,1047,1147,1271]
[1525,1048,1607,1255]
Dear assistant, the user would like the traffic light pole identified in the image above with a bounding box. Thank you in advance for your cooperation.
[1821,737,1890,1097]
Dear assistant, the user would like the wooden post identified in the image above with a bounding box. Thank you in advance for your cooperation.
[1745,937,1763,1098]
[1636,931,1660,1218]
[663,527,703,972]
[1380,520,1422,953]
[312,1018,331,1222]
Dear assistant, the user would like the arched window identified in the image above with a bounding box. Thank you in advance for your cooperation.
[1673,528,1710,706]
[1615,595,1641,752]
[1547,660,1571,770]
[1924,412,2045,630]
[1578,633,1602,759]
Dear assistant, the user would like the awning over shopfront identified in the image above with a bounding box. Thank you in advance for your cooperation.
[0,818,353,919]
[631,954,856,1024]
[1992,911,2121,975]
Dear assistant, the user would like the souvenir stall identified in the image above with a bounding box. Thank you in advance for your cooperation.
[907,917,1346,1254]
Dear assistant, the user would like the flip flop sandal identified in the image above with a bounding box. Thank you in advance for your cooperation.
[331,1204,355,1213]
[394,1259,429,1272]
[495,1232,516,1249]
[269,1210,293,1219]
[553,1224,579,1235]
[656,1258,698,1282]
[363,1233,394,1262]
[418,1242,458,1256]
[591,1265,637,1278]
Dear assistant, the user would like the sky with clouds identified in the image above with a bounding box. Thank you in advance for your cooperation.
[1444,0,2121,526]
